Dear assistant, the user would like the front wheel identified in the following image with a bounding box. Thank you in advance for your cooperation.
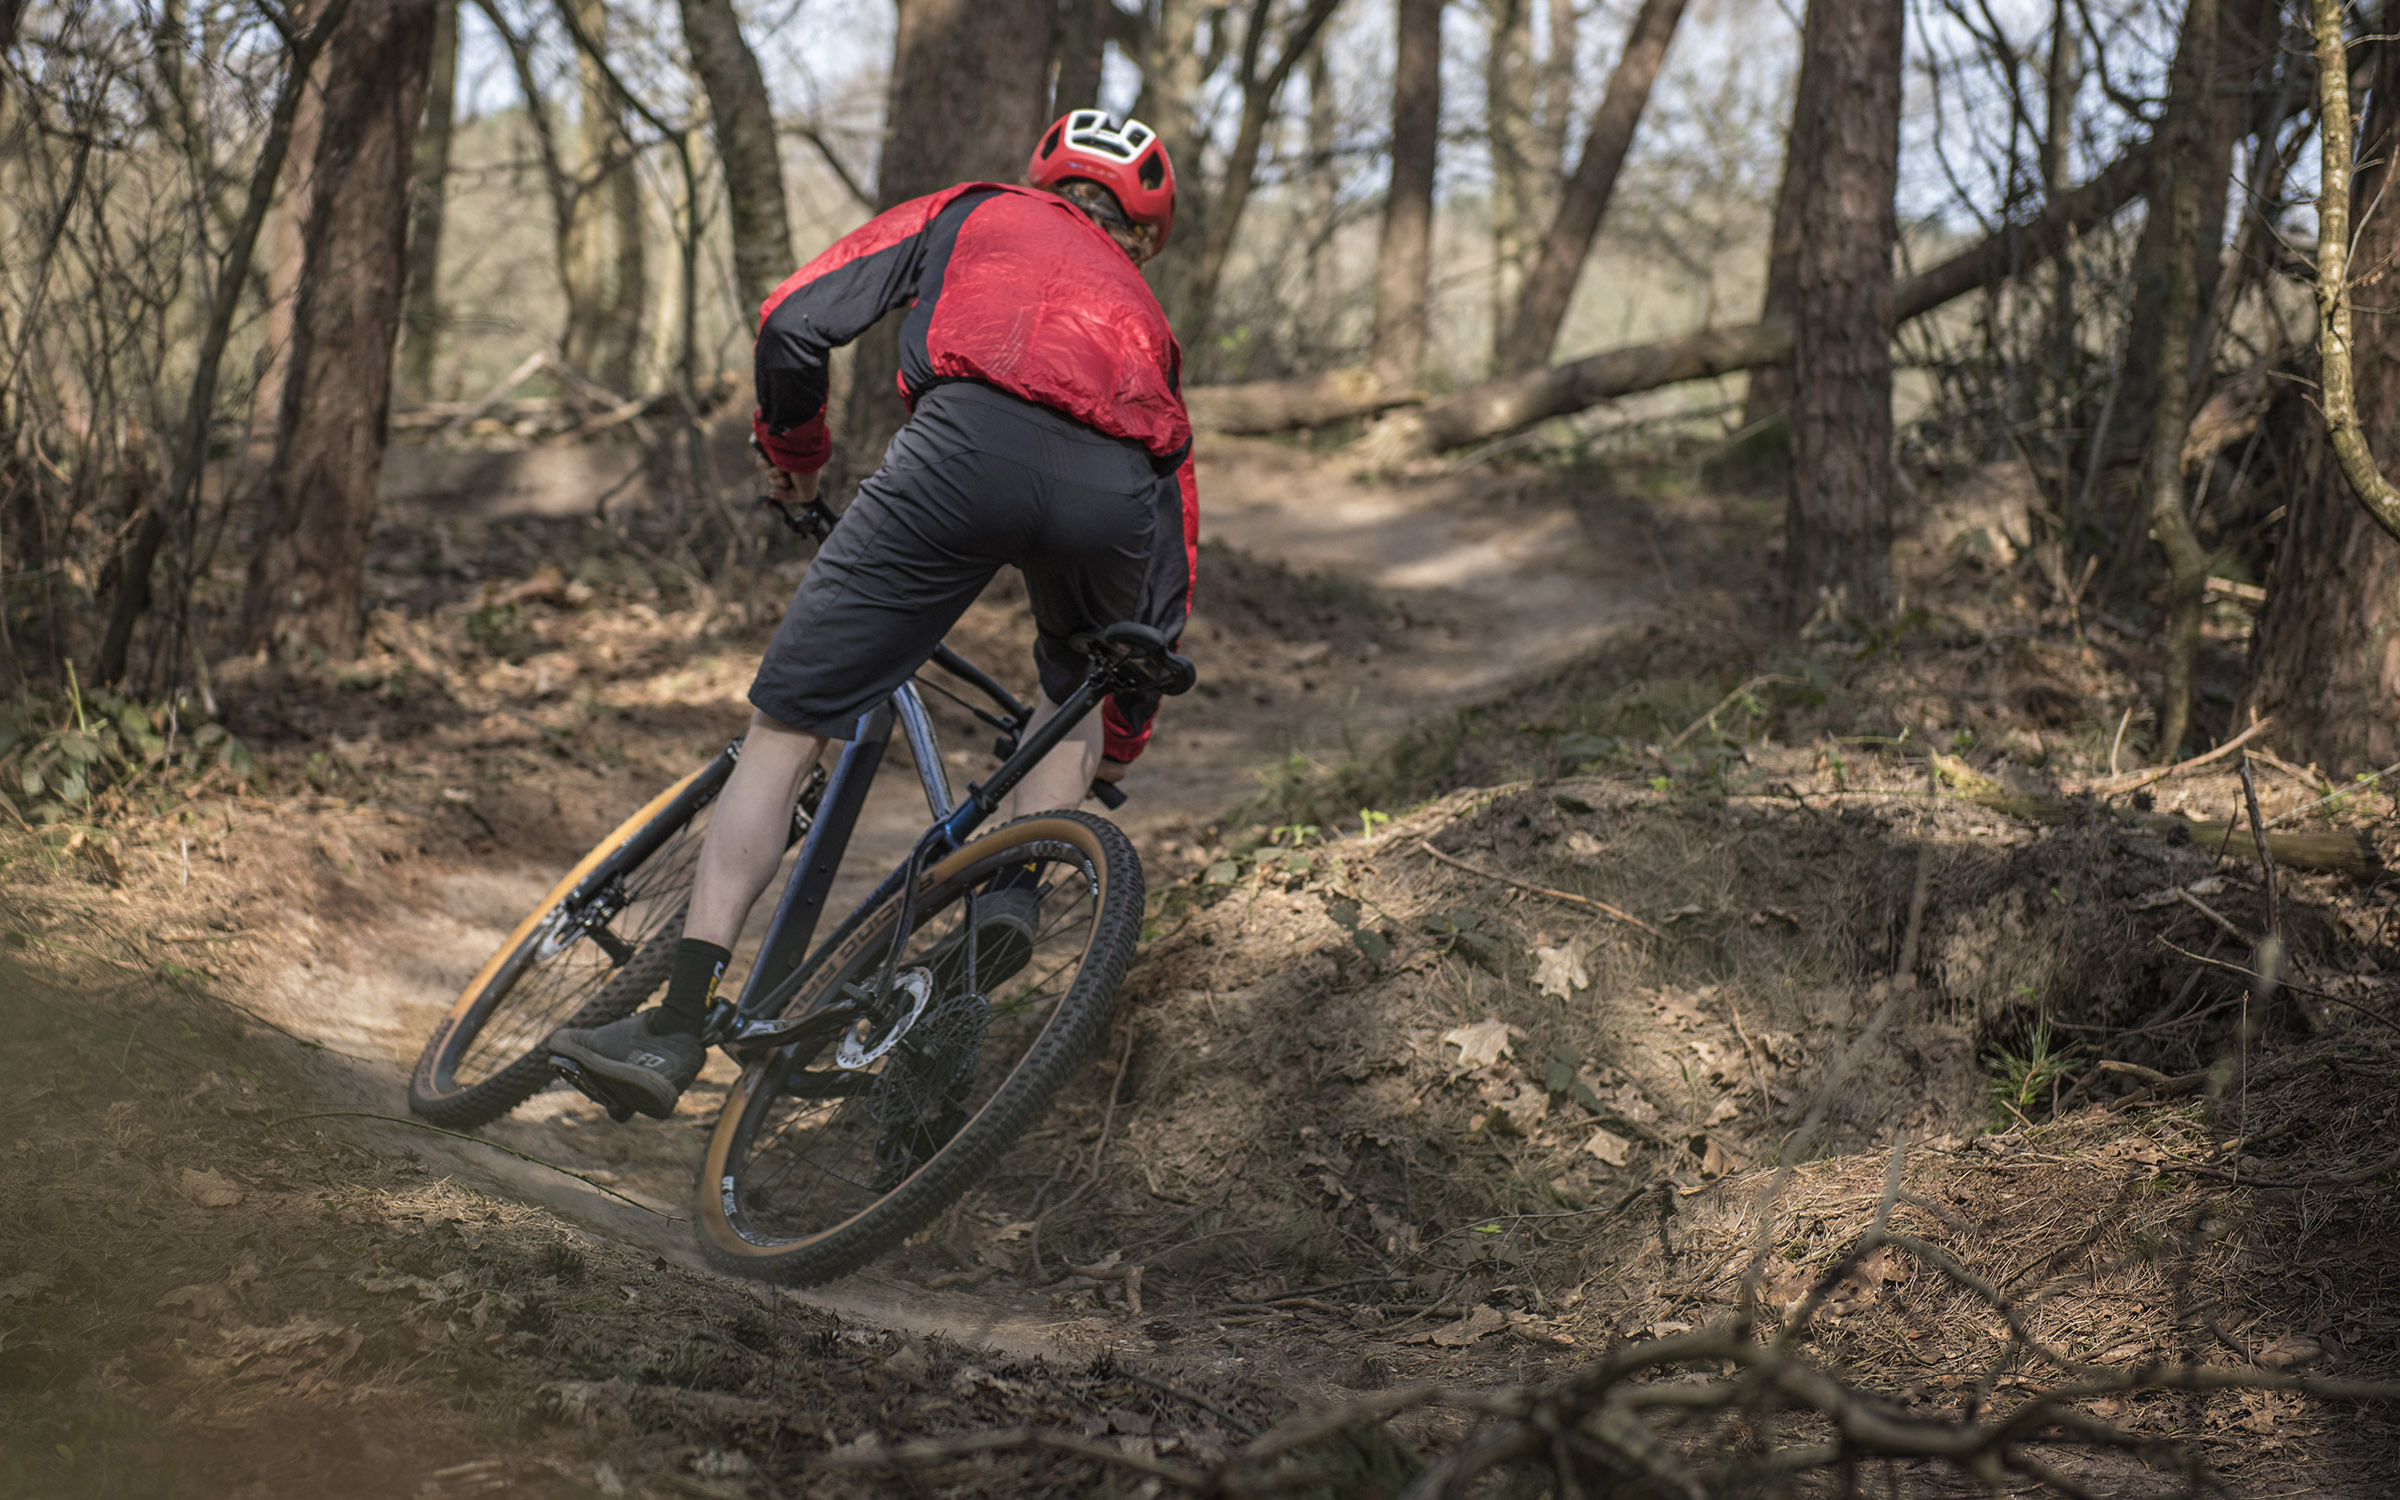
[696,811,1143,1286]
[407,751,815,1130]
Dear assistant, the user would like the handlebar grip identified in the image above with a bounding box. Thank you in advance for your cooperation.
[1090,778,1128,810]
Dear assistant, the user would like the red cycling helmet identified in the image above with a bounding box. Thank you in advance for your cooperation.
[1027,109,1177,250]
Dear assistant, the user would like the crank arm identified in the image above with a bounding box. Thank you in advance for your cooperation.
[720,1000,859,1065]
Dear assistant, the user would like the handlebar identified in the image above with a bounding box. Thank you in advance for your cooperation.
[759,492,840,541]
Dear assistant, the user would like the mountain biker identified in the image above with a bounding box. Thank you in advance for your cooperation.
[549,111,1196,1120]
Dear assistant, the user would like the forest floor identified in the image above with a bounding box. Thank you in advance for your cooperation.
[5,428,2400,1496]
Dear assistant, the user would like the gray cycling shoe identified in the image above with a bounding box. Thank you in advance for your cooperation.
[549,1010,704,1120]
[924,882,1041,999]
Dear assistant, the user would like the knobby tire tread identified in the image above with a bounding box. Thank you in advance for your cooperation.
[407,926,679,1130]
[699,813,1143,1287]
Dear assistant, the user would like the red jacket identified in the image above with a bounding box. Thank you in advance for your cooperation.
[753,183,1192,473]
[752,183,1198,763]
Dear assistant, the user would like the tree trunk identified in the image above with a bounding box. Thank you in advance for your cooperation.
[1739,13,1818,431]
[1051,0,1109,117]
[843,0,1056,465]
[397,0,457,403]
[2243,19,2400,772]
[1486,0,1539,367]
[1494,0,1688,375]
[1371,0,1443,388]
[2040,0,2078,417]
[1538,0,1575,183]
[560,0,645,394]
[1305,36,1337,319]
[1178,0,1343,359]
[1780,0,1904,628]
[678,0,793,316]
[242,0,438,659]
[95,0,350,684]
[2145,0,2219,759]
[251,20,325,438]
[1135,0,1210,252]
[2111,0,2278,461]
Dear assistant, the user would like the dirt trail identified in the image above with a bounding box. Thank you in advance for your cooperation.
[236,434,1664,1357]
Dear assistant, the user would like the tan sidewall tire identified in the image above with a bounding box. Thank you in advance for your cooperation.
[695,811,1141,1285]
[407,765,708,1128]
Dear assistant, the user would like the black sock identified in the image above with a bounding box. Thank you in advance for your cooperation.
[657,938,731,1035]
[985,862,1041,895]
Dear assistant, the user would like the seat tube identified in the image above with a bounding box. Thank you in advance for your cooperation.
[893,682,953,820]
[731,702,894,1015]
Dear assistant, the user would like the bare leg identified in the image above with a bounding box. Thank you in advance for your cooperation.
[685,709,827,949]
[1002,692,1101,820]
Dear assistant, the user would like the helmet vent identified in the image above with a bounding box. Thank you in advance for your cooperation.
[1137,154,1165,190]
[1040,126,1063,159]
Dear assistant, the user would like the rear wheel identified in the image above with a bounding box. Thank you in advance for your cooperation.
[696,811,1142,1286]
[409,754,814,1129]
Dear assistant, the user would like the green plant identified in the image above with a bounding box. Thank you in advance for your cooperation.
[1985,1018,2079,1124]
[1326,898,1390,962]
[1423,909,1499,964]
[464,599,534,660]
[0,684,253,825]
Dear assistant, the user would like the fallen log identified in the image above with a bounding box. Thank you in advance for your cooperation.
[1932,754,2378,879]
[1180,139,2159,446]
[1409,141,2157,454]
[1183,368,1422,435]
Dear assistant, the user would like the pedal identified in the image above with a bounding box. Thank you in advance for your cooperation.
[550,1053,638,1124]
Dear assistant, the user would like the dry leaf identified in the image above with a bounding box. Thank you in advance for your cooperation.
[179,1167,244,1208]
[1706,1098,1741,1126]
[1601,1083,1659,1125]
[1699,1138,1742,1177]
[1427,1304,1507,1347]
[1496,1083,1550,1135]
[1531,944,1590,999]
[1442,1019,1519,1070]
[1580,1128,1633,1166]
[1565,831,1605,858]
[1762,1262,1809,1317]
[156,1283,231,1314]
[2257,1334,2325,1371]
[0,1270,54,1306]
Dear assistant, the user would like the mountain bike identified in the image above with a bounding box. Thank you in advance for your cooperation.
[405,494,1193,1286]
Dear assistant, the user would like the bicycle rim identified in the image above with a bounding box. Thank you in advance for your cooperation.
[699,813,1141,1284]
[410,767,718,1124]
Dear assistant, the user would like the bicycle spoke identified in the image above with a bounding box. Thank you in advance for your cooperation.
[449,821,703,1089]
[721,841,1108,1247]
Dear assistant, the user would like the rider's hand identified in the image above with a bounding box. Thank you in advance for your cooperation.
[1095,757,1131,784]
[765,464,820,505]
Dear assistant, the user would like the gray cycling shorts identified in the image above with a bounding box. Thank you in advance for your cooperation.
[749,380,1191,739]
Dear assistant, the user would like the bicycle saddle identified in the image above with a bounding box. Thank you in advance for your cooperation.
[1092,621,1198,696]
